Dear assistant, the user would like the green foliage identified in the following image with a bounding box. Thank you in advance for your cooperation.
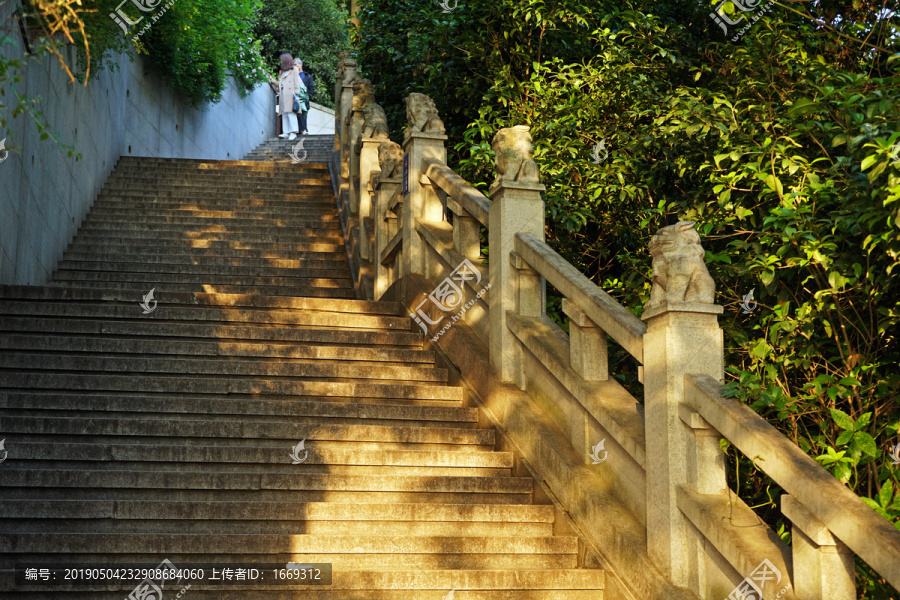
[357,0,900,595]
[58,0,269,107]
[253,0,351,107]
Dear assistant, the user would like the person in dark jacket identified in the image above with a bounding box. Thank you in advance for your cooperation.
[295,59,314,134]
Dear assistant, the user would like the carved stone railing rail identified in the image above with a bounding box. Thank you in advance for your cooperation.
[330,54,900,600]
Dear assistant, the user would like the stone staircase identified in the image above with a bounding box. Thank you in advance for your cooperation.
[0,152,605,598]
[244,135,335,164]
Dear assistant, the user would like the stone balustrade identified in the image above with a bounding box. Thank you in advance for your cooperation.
[329,55,900,600]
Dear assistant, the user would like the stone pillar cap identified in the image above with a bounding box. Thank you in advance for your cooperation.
[488,181,546,198]
[641,302,723,321]
[402,132,448,149]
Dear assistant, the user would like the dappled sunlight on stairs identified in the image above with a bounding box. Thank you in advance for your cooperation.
[0,152,604,598]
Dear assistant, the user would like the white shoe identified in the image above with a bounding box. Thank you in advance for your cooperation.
[278,133,288,139]
[288,133,297,141]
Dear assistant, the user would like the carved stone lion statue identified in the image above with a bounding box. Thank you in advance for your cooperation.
[403,93,445,141]
[351,79,374,112]
[339,55,360,87]
[378,140,404,179]
[362,103,390,140]
[490,125,540,187]
[644,221,716,310]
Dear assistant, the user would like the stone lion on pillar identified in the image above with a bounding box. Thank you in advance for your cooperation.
[338,54,361,87]
[351,79,375,112]
[378,140,404,179]
[644,221,716,310]
[363,103,390,140]
[490,125,540,188]
[403,93,445,142]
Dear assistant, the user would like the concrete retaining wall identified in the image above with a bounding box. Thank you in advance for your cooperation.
[0,6,275,285]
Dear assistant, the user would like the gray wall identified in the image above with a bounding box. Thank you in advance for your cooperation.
[0,5,275,285]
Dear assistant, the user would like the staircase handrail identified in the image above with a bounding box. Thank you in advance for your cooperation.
[686,373,900,591]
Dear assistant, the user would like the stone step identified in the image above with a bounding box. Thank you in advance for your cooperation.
[101,180,332,193]
[49,271,354,289]
[46,281,357,298]
[84,208,342,222]
[0,534,577,565]
[0,586,603,600]
[0,352,448,382]
[0,418,491,449]
[96,190,334,203]
[71,226,345,242]
[66,237,348,254]
[104,174,332,187]
[54,265,351,283]
[0,437,506,466]
[62,245,348,262]
[82,212,343,226]
[0,470,529,502]
[0,373,464,401]
[0,334,431,363]
[0,286,402,316]
[59,251,348,266]
[89,200,342,215]
[55,260,350,278]
[0,392,469,422]
[0,300,405,329]
[109,165,329,177]
[0,485,527,505]
[0,500,551,525]
[0,318,419,347]
[116,155,333,168]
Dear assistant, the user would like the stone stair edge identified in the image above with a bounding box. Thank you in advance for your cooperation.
[0,286,404,315]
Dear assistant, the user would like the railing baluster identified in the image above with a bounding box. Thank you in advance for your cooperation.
[782,495,856,600]
[561,298,608,381]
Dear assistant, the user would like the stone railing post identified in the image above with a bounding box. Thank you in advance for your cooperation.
[781,495,855,600]
[487,125,545,384]
[348,80,370,215]
[358,138,381,261]
[334,54,346,169]
[374,176,401,299]
[339,61,357,191]
[374,140,403,300]
[400,94,447,279]
[640,220,724,587]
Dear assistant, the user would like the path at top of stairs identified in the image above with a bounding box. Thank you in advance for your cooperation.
[0,148,605,599]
